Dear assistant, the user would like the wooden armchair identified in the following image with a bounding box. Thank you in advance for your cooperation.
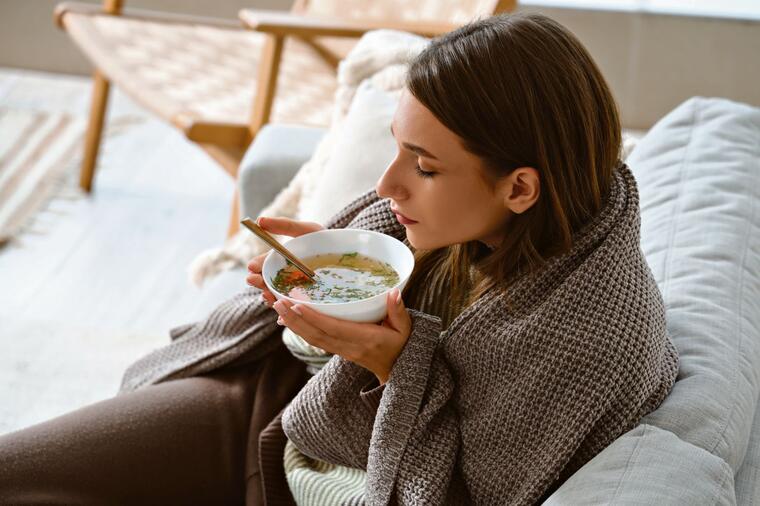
[53,0,516,237]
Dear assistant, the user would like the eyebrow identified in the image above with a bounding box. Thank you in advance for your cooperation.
[390,124,439,161]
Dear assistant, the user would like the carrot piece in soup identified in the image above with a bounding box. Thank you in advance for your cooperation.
[282,270,305,285]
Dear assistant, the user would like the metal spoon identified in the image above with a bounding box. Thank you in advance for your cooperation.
[240,217,318,282]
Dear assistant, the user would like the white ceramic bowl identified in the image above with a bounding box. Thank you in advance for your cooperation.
[262,228,415,322]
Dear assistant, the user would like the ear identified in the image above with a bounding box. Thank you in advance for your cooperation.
[502,167,540,214]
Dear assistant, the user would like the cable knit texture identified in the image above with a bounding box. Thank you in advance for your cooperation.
[119,163,678,506]
[280,163,679,505]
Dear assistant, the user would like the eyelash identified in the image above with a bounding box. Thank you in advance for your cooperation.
[415,164,435,178]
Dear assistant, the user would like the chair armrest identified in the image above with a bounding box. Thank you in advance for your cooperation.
[239,8,459,39]
[54,1,242,30]
[238,124,327,220]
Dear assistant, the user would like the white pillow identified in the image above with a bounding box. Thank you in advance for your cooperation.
[296,79,399,224]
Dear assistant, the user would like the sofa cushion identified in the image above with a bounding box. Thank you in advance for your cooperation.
[544,424,736,505]
[626,96,760,473]
[547,96,760,504]
[238,124,327,220]
[735,396,760,505]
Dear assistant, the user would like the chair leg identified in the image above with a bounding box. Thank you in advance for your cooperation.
[80,70,111,193]
[248,34,284,143]
[227,188,241,238]
[197,143,245,239]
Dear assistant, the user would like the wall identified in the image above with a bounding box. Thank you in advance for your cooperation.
[518,5,760,128]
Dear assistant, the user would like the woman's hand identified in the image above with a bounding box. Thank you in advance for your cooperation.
[246,216,324,306]
[272,287,412,385]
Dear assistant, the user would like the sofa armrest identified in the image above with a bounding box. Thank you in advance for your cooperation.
[544,424,736,505]
[238,123,327,220]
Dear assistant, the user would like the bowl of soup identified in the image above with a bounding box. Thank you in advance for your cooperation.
[262,228,414,322]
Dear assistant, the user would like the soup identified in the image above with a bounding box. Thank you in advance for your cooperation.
[271,252,400,303]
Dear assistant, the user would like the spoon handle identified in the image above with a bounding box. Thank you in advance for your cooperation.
[240,217,317,281]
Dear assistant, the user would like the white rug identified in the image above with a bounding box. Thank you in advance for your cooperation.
[0,68,240,436]
[0,105,147,247]
[0,108,86,246]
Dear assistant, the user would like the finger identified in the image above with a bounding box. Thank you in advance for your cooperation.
[247,252,268,273]
[384,287,411,334]
[253,290,275,307]
[244,273,274,301]
[257,216,323,237]
[273,301,349,355]
[245,272,267,290]
[285,301,385,343]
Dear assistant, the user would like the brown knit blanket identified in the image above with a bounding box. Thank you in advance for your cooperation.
[280,163,679,505]
[120,163,678,505]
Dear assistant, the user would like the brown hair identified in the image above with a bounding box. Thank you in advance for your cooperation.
[401,12,622,324]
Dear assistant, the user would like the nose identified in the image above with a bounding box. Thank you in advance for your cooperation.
[376,158,406,200]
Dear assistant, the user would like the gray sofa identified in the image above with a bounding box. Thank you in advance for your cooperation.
[218,96,760,504]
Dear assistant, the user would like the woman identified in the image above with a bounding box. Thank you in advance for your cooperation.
[0,12,678,505]
[264,13,679,505]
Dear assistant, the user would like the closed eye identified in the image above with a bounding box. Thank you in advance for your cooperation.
[415,164,435,178]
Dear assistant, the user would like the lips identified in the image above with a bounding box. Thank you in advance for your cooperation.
[391,207,418,225]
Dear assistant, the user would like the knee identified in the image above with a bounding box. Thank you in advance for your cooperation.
[193,366,260,419]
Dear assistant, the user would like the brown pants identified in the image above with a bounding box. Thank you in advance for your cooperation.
[0,341,309,505]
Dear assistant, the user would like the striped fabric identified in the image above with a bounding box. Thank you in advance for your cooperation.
[0,108,85,246]
[281,328,332,375]
[283,439,367,505]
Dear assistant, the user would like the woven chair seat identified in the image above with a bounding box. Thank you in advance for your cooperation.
[63,12,341,131]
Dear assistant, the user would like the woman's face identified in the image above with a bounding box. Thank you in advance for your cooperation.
[376,90,539,251]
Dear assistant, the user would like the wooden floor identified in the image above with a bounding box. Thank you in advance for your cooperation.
[0,68,249,435]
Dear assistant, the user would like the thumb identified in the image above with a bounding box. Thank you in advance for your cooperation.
[384,287,410,332]
[257,216,322,237]
[256,216,292,236]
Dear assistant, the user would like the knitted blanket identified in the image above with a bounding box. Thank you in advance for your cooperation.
[280,162,679,505]
[120,162,677,503]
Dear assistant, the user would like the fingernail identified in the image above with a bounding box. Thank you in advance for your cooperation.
[395,288,402,304]
[276,316,284,325]
[273,301,287,315]
[291,304,302,315]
